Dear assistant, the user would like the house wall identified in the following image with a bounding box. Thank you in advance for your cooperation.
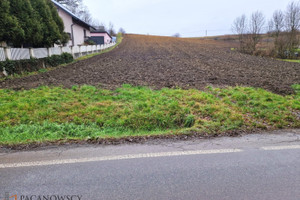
[90,33,112,44]
[56,7,91,46]
[73,25,91,46]
[56,7,72,46]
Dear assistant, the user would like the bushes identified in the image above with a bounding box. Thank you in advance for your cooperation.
[44,53,73,67]
[84,40,96,45]
[0,53,73,75]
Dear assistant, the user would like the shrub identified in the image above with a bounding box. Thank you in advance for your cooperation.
[84,40,96,45]
[0,53,73,75]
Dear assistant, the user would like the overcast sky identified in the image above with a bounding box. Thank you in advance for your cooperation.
[84,0,292,37]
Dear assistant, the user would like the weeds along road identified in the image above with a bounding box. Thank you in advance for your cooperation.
[1,130,300,200]
[0,34,299,94]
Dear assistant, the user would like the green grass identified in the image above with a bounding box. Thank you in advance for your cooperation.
[0,84,299,145]
[279,59,300,63]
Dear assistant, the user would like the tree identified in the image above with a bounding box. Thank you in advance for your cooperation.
[0,0,24,46]
[30,0,62,47]
[118,27,126,34]
[108,22,116,36]
[269,10,285,36]
[76,4,92,24]
[46,0,69,45]
[232,11,265,54]
[268,10,286,58]
[285,1,300,57]
[285,1,300,32]
[2,0,69,47]
[248,11,265,53]
[56,0,92,24]
[231,1,300,58]
[173,33,180,37]
[232,14,247,52]
[8,0,43,46]
[56,0,82,14]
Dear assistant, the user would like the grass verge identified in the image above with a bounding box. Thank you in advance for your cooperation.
[0,84,299,146]
[279,59,300,63]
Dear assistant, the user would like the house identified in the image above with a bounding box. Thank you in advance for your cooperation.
[90,27,112,45]
[51,0,95,46]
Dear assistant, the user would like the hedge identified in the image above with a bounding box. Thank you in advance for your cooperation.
[0,53,73,75]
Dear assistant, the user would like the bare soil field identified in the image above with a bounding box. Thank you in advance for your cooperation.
[1,34,299,94]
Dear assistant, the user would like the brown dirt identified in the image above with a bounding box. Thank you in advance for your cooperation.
[1,34,299,94]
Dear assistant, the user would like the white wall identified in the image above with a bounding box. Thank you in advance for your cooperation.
[56,6,91,46]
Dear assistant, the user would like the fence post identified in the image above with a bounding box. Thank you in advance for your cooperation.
[78,45,82,57]
[2,47,10,76]
[60,46,63,55]
[47,48,52,57]
[70,46,75,58]
[4,47,11,60]
[29,48,35,58]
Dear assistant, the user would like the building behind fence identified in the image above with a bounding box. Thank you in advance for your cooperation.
[0,43,116,62]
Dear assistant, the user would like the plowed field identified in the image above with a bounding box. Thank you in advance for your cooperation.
[1,34,299,94]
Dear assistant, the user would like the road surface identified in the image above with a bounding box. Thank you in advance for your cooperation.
[1,130,300,200]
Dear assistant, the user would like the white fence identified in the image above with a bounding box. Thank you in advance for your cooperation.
[11,48,31,60]
[0,42,116,61]
[0,48,5,61]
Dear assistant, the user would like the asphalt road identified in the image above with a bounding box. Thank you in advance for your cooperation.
[1,130,300,200]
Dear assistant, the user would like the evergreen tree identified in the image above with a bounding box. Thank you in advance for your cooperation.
[2,0,72,47]
[30,0,61,47]
[46,0,69,45]
[0,0,24,45]
[9,0,43,46]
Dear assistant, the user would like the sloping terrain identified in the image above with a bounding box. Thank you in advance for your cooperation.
[1,34,299,94]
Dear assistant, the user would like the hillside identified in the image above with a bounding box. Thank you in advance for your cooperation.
[1,34,299,94]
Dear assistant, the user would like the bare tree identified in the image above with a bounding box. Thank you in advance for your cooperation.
[273,10,285,35]
[56,0,82,15]
[232,14,247,35]
[76,4,92,24]
[268,10,286,58]
[248,11,265,53]
[285,1,300,32]
[232,14,247,52]
[285,1,300,57]
[231,1,300,58]
[173,33,180,37]
[108,22,116,36]
[57,0,93,24]
[118,27,126,35]
[268,20,274,34]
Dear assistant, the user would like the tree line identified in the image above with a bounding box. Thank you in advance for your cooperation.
[232,1,300,58]
[0,0,69,48]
